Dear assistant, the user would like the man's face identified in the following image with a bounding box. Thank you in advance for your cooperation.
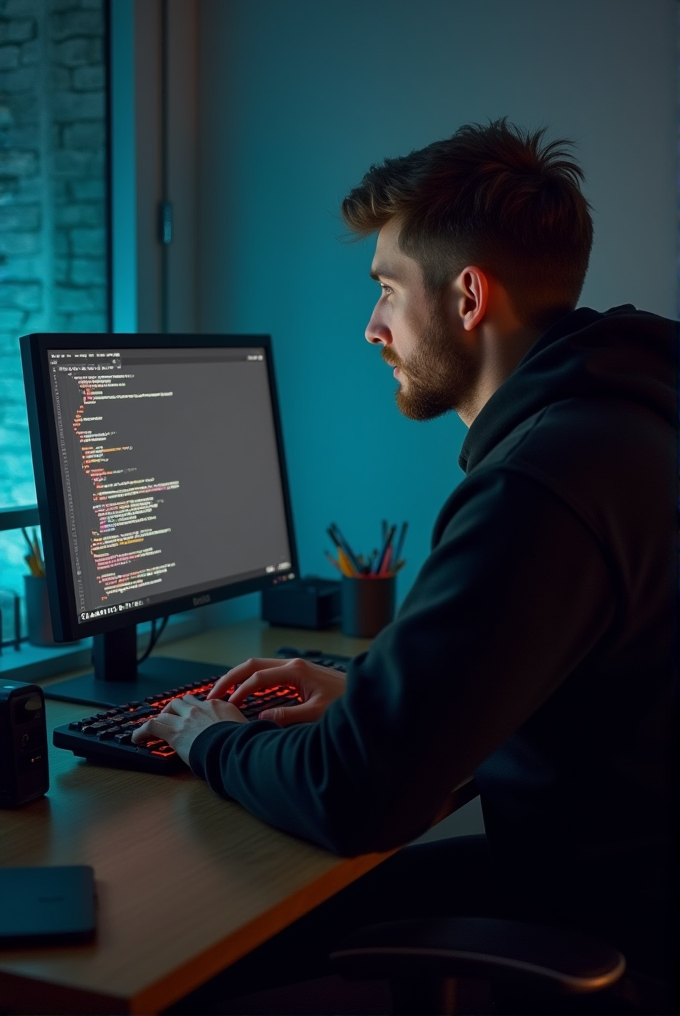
[365,218,476,421]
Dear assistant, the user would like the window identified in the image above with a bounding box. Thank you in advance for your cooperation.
[0,0,110,637]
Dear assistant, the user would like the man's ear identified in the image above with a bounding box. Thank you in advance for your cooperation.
[455,266,489,332]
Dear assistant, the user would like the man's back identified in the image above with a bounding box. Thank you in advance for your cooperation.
[461,304,676,975]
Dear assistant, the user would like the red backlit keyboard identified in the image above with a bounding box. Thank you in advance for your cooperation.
[52,647,350,774]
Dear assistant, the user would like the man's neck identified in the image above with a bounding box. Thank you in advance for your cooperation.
[457,323,541,427]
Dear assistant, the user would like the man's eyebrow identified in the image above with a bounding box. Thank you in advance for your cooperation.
[370,264,399,282]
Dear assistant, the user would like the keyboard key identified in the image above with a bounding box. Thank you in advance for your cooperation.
[274,646,351,671]
[276,646,299,657]
[98,727,122,739]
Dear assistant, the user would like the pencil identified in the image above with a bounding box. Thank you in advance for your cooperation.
[30,529,45,572]
[324,550,343,574]
[25,554,42,577]
[328,523,362,575]
[22,527,45,576]
[393,521,408,565]
[336,547,356,577]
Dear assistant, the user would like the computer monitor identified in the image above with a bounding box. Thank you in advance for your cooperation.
[20,333,299,707]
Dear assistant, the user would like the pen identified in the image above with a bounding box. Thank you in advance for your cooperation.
[326,526,350,568]
[393,521,408,566]
[328,523,363,575]
[325,521,407,579]
[378,544,393,576]
[373,523,396,575]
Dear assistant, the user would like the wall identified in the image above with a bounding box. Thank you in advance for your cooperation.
[0,0,108,504]
[0,0,108,619]
[195,0,677,600]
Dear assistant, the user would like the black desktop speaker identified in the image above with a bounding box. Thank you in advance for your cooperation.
[0,682,49,807]
[261,577,341,629]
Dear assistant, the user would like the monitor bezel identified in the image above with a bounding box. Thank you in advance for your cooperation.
[21,332,299,643]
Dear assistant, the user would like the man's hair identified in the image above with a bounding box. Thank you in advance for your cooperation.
[341,118,594,330]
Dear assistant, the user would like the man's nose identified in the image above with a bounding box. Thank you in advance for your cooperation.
[365,307,390,345]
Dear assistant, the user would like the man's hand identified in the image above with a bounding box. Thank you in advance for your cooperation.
[131,694,248,765]
[208,657,347,726]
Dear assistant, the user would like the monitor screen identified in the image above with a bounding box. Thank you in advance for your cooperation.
[21,333,299,705]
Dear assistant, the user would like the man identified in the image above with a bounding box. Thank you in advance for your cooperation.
[134,120,676,987]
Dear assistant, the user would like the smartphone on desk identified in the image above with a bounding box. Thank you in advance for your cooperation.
[0,865,96,947]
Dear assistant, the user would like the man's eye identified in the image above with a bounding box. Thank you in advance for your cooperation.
[380,283,393,296]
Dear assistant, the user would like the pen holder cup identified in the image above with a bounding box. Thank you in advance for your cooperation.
[341,575,396,639]
[24,575,56,647]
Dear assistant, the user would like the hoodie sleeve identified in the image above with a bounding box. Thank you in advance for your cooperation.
[189,467,615,855]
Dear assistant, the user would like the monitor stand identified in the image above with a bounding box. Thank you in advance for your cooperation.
[43,626,228,707]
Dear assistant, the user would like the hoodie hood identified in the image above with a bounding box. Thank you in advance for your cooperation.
[459,305,678,474]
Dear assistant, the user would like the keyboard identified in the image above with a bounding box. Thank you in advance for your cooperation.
[52,645,351,774]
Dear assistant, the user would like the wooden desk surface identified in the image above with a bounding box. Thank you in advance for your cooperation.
[0,619,475,1014]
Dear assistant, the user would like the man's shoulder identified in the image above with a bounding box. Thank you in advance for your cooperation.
[446,395,675,548]
[478,394,670,472]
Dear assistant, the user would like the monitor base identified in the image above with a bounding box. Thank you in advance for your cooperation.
[43,656,227,707]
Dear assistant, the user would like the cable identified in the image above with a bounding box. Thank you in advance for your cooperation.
[134,609,167,666]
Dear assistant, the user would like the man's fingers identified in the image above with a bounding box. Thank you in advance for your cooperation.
[226,667,295,706]
[162,693,195,714]
[131,713,175,742]
[208,658,284,699]
[207,672,237,699]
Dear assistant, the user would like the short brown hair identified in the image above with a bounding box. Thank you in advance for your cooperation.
[341,119,593,330]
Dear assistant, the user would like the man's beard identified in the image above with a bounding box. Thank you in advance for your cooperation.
[381,303,477,421]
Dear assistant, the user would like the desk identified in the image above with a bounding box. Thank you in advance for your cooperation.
[0,619,476,1014]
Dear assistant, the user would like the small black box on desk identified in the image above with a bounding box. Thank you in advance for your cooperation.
[261,577,341,629]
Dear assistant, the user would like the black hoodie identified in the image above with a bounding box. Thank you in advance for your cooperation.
[191,306,677,962]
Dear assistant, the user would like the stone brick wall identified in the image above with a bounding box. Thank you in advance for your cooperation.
[0,0,108,619]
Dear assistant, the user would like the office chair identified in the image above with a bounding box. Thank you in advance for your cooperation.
[329,816,673,1012]
[331,914,634,1014]
[329,772,676,1015]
